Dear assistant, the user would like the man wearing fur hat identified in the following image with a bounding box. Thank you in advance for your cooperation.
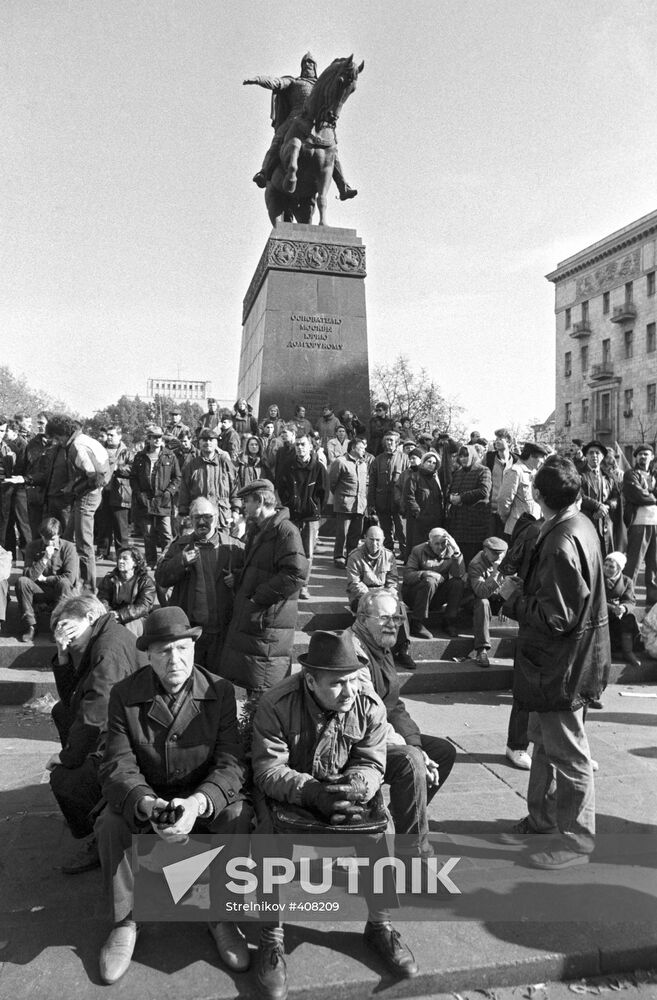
[95,606,252,985]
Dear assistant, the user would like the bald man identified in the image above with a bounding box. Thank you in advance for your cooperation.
[155,498,245,670]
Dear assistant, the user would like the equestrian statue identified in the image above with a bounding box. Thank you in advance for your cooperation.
[243,52,364,226]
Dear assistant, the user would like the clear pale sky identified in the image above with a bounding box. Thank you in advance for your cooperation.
[3,0,656,430]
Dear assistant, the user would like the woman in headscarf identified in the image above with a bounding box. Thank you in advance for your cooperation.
[448,445,492,567]
[402,449,444,556]
[603,551,641,668]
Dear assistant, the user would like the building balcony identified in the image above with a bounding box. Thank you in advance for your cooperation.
[610,302,637,323]
[587,362,615,383]
[570,320,591,337]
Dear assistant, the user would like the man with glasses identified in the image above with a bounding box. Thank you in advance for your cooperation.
[347,588,456,862]
[130,426,180,569]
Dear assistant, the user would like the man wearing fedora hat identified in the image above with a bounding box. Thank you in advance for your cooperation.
[95,606,252,985]
[579,440,620,558]
[251,629,419,999]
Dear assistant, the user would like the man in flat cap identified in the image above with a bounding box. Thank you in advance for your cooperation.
[220,479,308,695]
[95,606,252,985]
[178,427,237,530]
[466,536,509,669]
[129,427,180,569]
[623,443,657,605]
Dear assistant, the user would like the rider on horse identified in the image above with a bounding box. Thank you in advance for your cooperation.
[243,52,357,200]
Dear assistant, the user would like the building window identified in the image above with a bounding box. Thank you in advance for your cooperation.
[624,388,634,416]
[602,291,610,314]
[601,393,611,422]
[565,402,572,426]
[580,345,589,371]
[648,322,656,353]
[648,384,656,414]
[565,307,571,330]
[602,339,611,364]
[625,281,633,304]
[648,271,656,297]
[581,398,590,423]
[624,329,634,359]
[564,351,572,376]
[581,300,589,322]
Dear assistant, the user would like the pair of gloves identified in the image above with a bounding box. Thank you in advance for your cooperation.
[300,774,370,826]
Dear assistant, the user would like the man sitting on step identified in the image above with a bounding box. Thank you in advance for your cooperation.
[402,527,466,638]
[466,536,508,668]
[347,589,456,862]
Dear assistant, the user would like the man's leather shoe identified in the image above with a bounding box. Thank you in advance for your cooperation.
[21,626,35,643]
[394,647,416,670]
[339,185,358,200]
[253,171,267,188]
[256,928,288,1000]
[363,920,419,978]
[410,620,432,640]
[99,922,138,984]
[208,921,250,971]
[61,835,100,874]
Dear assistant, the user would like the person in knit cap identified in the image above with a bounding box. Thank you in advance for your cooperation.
[603,551,641,668]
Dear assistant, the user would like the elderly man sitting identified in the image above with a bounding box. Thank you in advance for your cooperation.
[347,590,456,861]
[466,536,508,668]
[95,606,252,984]
[403,527,466,638]
[251,628,419,1000]
[345,524,415,669]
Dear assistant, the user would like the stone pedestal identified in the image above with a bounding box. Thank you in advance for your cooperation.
[238,223,370,425]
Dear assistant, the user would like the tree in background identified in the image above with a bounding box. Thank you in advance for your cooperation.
[370,355,466,437]
[87,395,204,445]
[0,366,74,419]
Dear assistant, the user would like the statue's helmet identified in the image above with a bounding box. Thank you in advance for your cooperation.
[300,51,317,77]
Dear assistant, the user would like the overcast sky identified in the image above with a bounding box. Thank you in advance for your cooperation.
[3,0,656,430]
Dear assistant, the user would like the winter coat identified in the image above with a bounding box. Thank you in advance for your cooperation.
[448,460,492,547]
[368,415,394,456]
[130,447,181,516]
[402,467,444,530]
[177,453,237,524]
[51,613,141,769]
[329,454,368,514]
[155,530,244,635]
[579,469,619,555]
[219,507,308,691]
[604,573,636,617]
[497,461,540,536]
[219,428,241,465]
[367,449,409,514]
[100,664,247,823]
[276,455,327,524]
[252,672,386,805]
[98,568,156,624]
[507,508,611,712]
[348,623,422,746]
[622,467,657,527]
[345,541,398,604]
[315,414,340,449]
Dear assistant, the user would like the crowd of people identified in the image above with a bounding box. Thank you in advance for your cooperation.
[0,395,655,997]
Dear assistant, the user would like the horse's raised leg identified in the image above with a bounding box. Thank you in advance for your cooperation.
[283,139,301,194]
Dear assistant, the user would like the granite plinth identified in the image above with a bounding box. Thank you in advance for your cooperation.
[238,222,370,423]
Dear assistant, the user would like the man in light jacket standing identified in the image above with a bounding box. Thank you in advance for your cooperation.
[329,437,368,567]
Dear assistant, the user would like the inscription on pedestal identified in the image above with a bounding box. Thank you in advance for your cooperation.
[287,314,344,351]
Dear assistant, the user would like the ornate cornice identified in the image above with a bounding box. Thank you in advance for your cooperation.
[243,236,367,323]
[546,212,657,284]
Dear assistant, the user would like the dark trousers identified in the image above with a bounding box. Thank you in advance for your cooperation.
[95,798,253,924]
[334,512,364,560]
[15,575,75,626]
[507,699,530,751]
[193,630,225,673]
[402,576,464,623]
[297,519,320,585]
[1,486,32,554]
[626,524,657,602]
[134,511,173,568]
[46,497,72,536]
[377,509,406,553]
[50,755,102,839]
[64,489,102,590]
[96,498,130,557]
[386,734,456,856]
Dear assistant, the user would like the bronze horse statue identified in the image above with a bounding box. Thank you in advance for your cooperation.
[264,55,364,227]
